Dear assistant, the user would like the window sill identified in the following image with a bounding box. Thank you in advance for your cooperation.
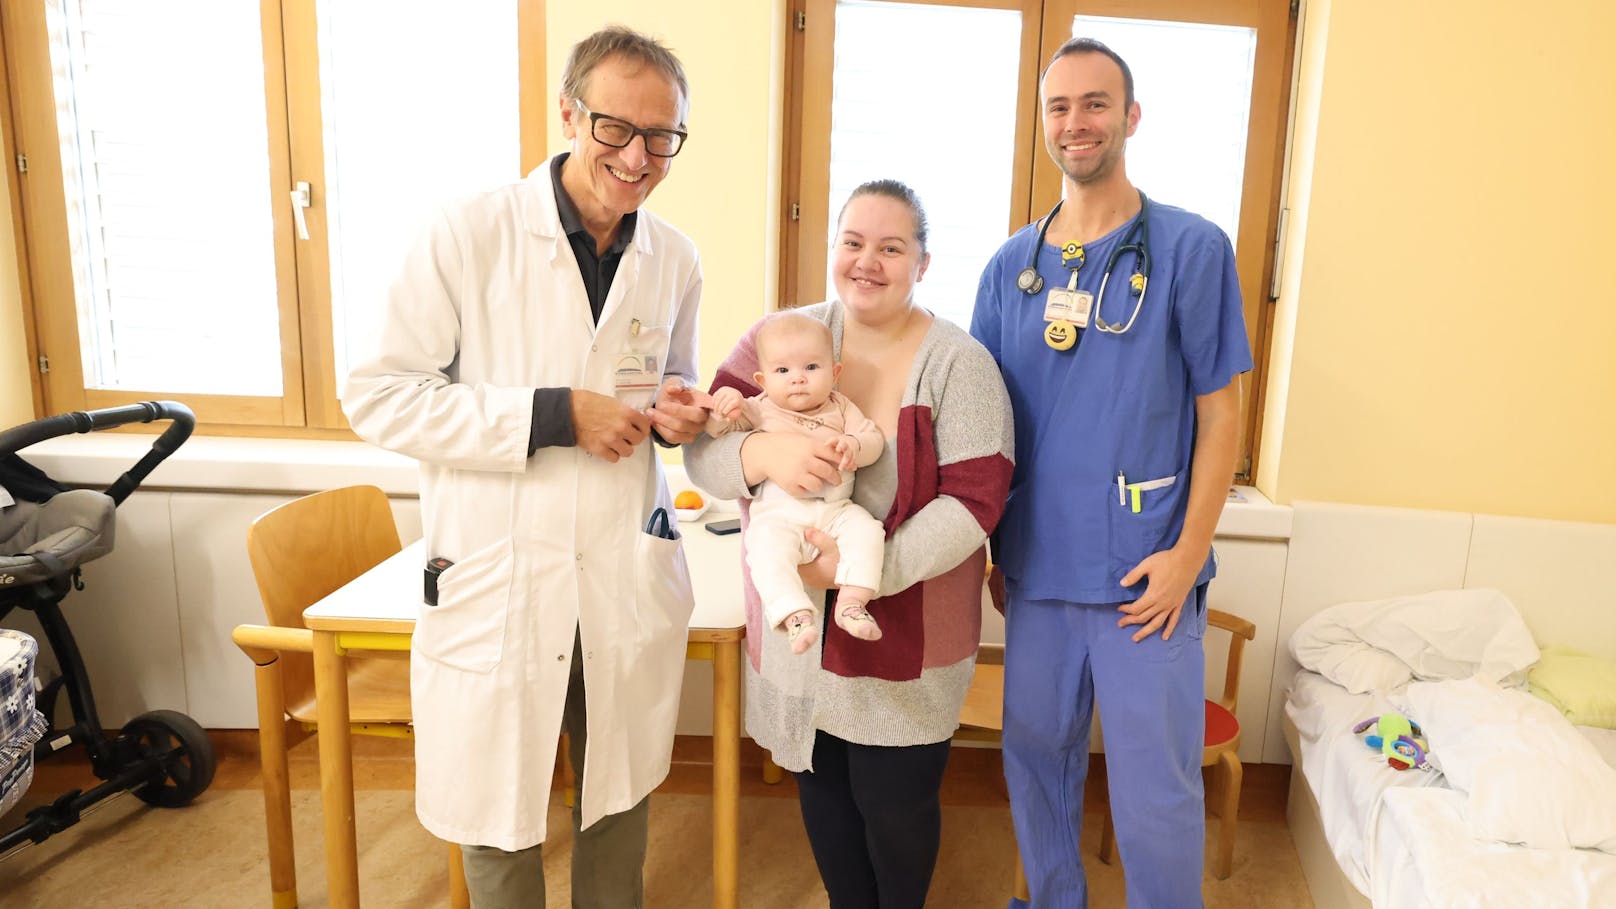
[1220,485,1292,541]
[15,435,1290,540]
[18,434,421,497]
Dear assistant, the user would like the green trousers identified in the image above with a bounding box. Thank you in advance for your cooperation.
[459,631,650,908]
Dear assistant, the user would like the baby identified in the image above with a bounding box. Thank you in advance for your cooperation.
[707,312,886,654]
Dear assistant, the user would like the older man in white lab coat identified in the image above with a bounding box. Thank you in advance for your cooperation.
[343,25,708,909]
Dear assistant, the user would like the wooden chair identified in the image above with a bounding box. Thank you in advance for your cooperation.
[1098,607,1257,880]
[232,485,468,909]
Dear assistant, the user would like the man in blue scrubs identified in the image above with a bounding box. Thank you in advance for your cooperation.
[971,37,1252,908]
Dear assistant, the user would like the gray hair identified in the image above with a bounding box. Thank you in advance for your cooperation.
[560,26,689,120]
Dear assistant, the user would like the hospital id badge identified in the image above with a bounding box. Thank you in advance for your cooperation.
[613,352,661,393]
[1043,287,1092,328]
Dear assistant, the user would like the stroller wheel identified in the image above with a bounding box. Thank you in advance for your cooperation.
[120,709,217,808]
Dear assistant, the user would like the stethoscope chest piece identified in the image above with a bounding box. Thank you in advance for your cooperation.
[1016,267,1044,295]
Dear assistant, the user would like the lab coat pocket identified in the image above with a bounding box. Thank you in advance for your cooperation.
[417,537,514,673]
[633,530,695,649]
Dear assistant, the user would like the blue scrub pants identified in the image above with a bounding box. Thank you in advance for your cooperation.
[1002,582,1208,909]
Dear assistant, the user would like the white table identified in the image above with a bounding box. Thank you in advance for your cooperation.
[303,523,745,908]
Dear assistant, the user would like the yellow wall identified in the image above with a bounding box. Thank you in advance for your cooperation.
[547,6,784,391]
[0,172,32,428]
[1259,0,1616,523]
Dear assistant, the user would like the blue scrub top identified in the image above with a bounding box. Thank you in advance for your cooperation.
[971,199,1252,605]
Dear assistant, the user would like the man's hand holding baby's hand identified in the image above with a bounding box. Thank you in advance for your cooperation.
[829,434,859,471]
[711,386,745,421]
[647,377,708,445]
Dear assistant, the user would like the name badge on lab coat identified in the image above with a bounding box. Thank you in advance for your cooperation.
[613,353,661,392]
[614,318,673,395]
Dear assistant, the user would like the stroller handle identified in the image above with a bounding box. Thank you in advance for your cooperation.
[0,401,195,505]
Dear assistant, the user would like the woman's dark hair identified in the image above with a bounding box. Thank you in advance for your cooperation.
[837,179,929,255]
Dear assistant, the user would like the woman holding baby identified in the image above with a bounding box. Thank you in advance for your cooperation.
[686,179,1013,907]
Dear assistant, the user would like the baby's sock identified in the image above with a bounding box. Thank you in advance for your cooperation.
[833,594,882,642]
[783,608,819,654]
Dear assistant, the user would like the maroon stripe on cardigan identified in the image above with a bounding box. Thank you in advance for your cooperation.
[822,583,927,681]
[824,403,932,680]
[882,405,936,536]
[820,406,1012,681]
[941,452,1014,534]
[921,549,987,668]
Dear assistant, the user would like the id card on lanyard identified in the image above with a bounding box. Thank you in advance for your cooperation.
[614,317,669,397]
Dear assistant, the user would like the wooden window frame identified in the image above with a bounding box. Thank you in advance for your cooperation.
[780,0,1043,311]
[0,0,546,438]
[781,0,1297,479]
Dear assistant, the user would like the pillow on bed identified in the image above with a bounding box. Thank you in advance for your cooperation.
[1529,646,1616,729]
[1289,589,1540,694]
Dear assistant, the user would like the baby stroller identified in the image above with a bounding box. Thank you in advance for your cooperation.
[0,401,215,859]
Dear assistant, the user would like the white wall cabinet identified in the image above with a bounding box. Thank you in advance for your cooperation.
[2,488,422,730]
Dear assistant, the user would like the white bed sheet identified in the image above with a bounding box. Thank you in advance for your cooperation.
[1285,671,1447,893]
[1289,671,1616,906]
[1581,725,1616,768]
[1374,787,1616,909]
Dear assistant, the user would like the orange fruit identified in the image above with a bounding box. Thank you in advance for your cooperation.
[674,490,704,510]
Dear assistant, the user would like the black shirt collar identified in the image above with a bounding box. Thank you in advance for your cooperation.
[550,152,636,255]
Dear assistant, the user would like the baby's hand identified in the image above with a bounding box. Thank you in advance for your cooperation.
[711,387,745,421]
[829,434,859,471]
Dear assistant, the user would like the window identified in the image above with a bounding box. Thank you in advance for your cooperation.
[782,0,1296,477]
[51,1,283,398]
[3,0,544,431]
[317,2,520,390]
[1069,15,1256,247]
[825,1,1025,329]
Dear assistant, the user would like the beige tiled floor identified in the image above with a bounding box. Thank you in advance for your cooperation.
[0,737,1315,908]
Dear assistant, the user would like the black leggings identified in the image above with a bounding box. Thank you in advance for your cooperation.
[793,730,953,909]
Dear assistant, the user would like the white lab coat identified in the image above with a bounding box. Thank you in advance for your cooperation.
[342,157,701,850]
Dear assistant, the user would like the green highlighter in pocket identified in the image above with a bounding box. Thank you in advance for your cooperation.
[1117,472,1177,514]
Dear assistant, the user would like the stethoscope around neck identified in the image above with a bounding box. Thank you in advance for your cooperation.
[1015,191,1152,335]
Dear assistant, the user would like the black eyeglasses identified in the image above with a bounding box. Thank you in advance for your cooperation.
[574,100,688,158]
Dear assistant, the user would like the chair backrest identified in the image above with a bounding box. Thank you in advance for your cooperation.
[1207,609,1256,714]
[246,485,403,708]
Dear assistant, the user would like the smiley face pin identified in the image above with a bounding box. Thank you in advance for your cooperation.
[1045,319,1077,350]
